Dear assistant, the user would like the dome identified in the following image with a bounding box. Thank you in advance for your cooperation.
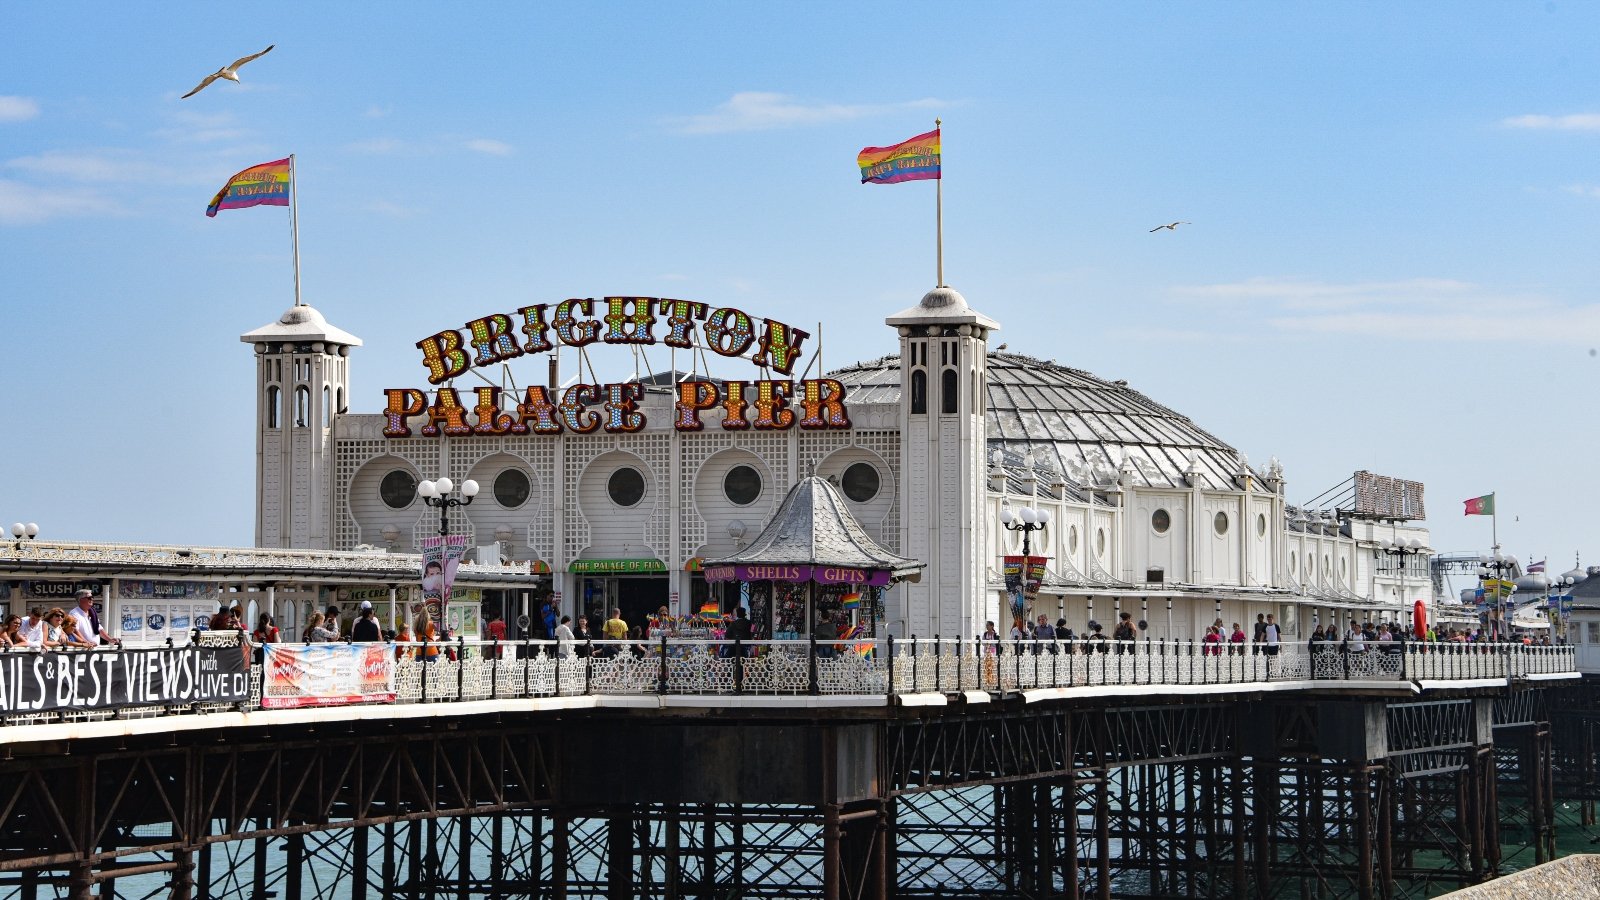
[831,350,1247,490]
[278,305,328,327]
[239,303,363,347]
[919,286,967,310]
[1515,574,1547,592]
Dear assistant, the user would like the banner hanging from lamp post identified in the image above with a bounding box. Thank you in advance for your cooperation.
[420,535,467,619]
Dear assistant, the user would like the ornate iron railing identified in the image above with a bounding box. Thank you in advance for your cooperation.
[0,635,1575,729]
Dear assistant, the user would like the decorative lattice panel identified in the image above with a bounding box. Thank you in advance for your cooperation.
[679,430,793,558]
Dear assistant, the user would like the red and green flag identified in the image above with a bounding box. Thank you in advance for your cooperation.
[1463,493,1495,516]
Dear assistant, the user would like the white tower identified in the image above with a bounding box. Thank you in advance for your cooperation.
[240,305,362,549]
[887,287,999,638]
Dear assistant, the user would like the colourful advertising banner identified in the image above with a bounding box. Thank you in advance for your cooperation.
[420,534,467,618]
[0,645,249,718]
[261,643,396,709]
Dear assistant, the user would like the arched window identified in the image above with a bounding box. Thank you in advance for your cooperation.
[336,386,346,413]
[266,385,280,429]
[322,386,331,427]
[910,370,927,414]
[294,386,310,427]
[941,368,958,414]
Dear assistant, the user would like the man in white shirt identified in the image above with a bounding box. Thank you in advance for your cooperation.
[67,590,119,647]
[17,607,47,646]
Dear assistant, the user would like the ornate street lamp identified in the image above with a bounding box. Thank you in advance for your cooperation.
[417,477,479,536]
[1477,548,1518,640]
[1378,536,1428,633]
[10,522,38,551]
[1546,572,1575,644]
[1000,505,1052,556]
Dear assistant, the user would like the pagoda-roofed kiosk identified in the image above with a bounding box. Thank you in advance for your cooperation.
[705,475,922,641]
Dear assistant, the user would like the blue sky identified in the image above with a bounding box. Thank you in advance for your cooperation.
[2,2,1597,571]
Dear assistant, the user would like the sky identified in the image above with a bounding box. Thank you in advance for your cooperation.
[2,2,1597,572]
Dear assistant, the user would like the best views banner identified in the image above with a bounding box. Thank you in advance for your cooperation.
[262,643,396,709]
[0,645,250,718]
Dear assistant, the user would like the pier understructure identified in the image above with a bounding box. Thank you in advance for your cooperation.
[0,644,1594,900]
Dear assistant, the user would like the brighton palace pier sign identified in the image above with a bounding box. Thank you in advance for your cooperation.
[383,298,852,439]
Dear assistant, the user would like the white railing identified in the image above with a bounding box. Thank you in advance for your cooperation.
[0,635,1577,728]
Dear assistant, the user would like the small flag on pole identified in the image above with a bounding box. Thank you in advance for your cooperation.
[840,592,861,610]
[1527,559,1546,574]
[206,157,291,217]
[699,599,719,617]
[857,128,941,184]
[1463,493,1495,516]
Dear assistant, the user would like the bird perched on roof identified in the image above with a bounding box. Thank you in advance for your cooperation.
[994,343,1007,351]
[182,45,274,99]
[1149,221,1191,232]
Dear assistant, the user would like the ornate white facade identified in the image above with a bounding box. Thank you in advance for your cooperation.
[244,286,1430,639]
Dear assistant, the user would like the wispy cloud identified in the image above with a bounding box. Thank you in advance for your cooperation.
[667,92,944,135]
[345,137,407,155]
[1563,183,1600,199]
[1169,277,1600,344]
[363,105,392,119]
[152,109,248,144]
[0,96,39,123]
[0,179,124,225]
[365,200,418,218]
[1501,113,1600,131]
[464,138,512,156]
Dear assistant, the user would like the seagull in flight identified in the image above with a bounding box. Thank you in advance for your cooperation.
[1149,221,1191,232]
[182,45,274,99]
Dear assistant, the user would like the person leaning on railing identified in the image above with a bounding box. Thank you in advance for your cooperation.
[0,614,23,649]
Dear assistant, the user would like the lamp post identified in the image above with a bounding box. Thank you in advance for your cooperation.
[1546,573,1575,644]
[1000,505,1052,557]
[9,522,38,551]
[1477,548,1518,640]
[417,477,479,536]
[1000,506,1051,622]
[1379,536,1428,634]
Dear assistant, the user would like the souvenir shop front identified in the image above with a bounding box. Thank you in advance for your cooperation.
[704,564,896,640]
[700,475,921,644]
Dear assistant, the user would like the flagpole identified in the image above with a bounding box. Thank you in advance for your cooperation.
[935,118,944,288]
[289,154,303,307]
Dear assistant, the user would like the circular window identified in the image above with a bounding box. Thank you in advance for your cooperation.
[723,465,762,506]
[1214,512,1229,535]
[841,463,880,503]
[493,468,531,508]
[1069,525,1079,554]
[607,467,646,507]
[1096,528,1107,557]
[379,470,417,510]
[1256,513,1267,537]
[1151,509,1171,534]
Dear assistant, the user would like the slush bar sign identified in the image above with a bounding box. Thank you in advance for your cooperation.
[382,297,851,438]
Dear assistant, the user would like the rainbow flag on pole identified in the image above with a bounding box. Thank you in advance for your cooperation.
[207,157,291,217]
[857,128,941,184]
[699,599,719,617]
[1463,493,1495,516]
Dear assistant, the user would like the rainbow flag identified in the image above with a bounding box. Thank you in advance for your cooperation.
[699,599,719,617]
[857,128,940,184]
[207,157,291,217]
[1463,493,1495,516]
[840,592,861,610]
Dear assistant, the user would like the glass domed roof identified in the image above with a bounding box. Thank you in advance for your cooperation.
[830,350,1247,490]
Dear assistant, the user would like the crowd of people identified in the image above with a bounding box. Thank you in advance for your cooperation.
[0,590,121,650]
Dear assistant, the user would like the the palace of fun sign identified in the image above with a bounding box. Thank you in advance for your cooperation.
[382,298,852,438]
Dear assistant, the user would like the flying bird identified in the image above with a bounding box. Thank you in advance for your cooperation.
[1149,221,1191,232]
[995,343,1008,351]
[182,45,274,99]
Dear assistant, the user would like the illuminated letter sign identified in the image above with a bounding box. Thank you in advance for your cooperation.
[383,297,848,439]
